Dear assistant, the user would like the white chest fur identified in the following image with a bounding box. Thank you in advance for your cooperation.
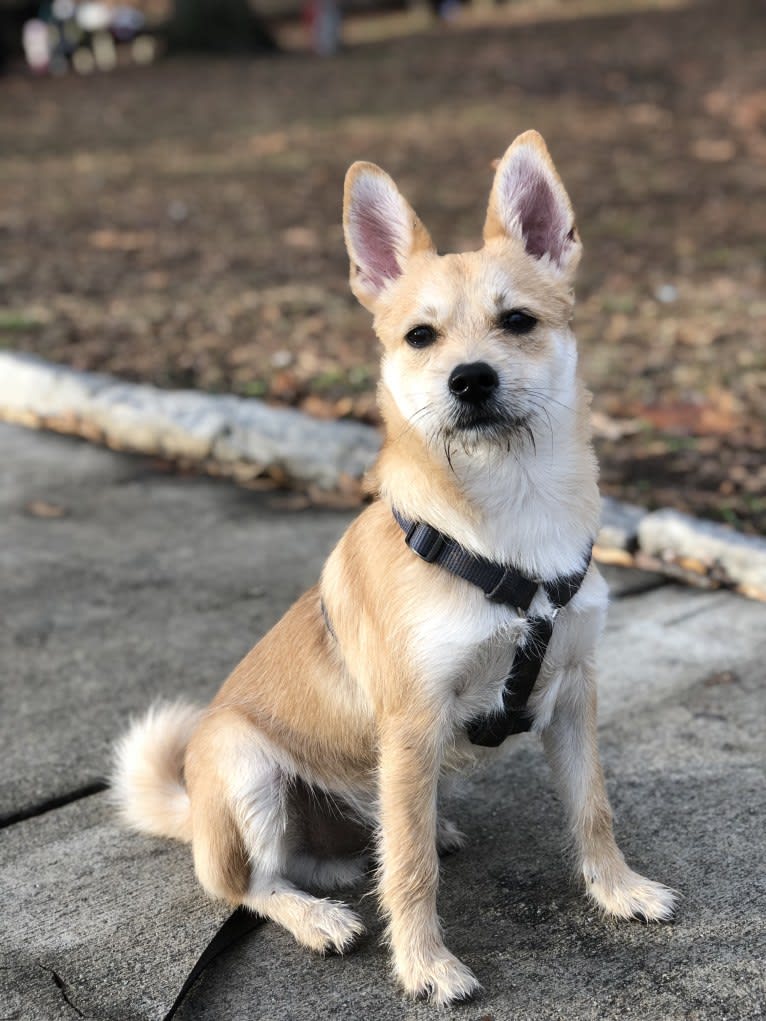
[406,566,608,731]
[406,579,525,720]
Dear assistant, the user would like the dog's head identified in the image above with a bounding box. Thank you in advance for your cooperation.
[343,131,582,450]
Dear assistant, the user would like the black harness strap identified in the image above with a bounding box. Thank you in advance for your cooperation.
[392,509,592,747]
[393,508,539,611]
[465,615,556,746]
[320,596,336,640]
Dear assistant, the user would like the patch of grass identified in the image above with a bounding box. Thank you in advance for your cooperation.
[0,310,43,332]
[311,368,347,392]
[601,294,637,314]
[719,506,745,529]
[347,364,374,388]
[665,435,699,452]
[240,379,268,397]
[743,494,766,513]
[309,364,376,393]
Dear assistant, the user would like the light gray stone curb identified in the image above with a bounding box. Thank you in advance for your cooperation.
[2,351,764,598]
[598,496,647,552]
[598,500,766,600]
[639,508,766,599]
[0,352,381,492]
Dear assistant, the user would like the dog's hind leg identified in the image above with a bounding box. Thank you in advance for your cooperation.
[186,709,364,953]
[238,755,365,952]
[285,851,367,892]
[283,780,371,892]
[542,663,679,922]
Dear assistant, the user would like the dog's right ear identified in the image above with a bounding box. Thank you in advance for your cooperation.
[343,163,434,312]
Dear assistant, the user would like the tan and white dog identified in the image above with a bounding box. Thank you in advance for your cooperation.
[113,131,677,1005]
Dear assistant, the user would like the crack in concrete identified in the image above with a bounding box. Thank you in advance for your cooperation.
[664,592,733,627]
[0,782,107,830]
[38,965,84,1018]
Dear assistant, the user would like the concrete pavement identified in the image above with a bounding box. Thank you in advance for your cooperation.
[1,423,764,1020]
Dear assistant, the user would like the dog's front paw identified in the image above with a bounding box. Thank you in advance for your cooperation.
[396,945,481,1006]
[436,816,466,856]
[584,863,679,922]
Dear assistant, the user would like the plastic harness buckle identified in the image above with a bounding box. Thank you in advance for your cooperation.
[404,520,446,563]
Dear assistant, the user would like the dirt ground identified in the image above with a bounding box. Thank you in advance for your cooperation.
[1,0,764,531]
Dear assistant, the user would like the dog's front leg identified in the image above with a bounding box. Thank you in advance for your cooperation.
[543,662,678,921]
[377,713,480,1005]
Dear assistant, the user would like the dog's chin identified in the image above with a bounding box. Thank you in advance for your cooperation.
[448,409,532,445]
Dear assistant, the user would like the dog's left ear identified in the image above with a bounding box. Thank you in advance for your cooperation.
[483,130,581,279]
[343,162,434,312]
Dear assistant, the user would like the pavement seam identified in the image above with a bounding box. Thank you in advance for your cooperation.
[0,781,107,830]
[663,592,735,628]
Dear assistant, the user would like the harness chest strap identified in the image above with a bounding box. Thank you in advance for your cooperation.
[391,509,593,747]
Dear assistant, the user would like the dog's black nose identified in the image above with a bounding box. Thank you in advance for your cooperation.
[448,362,499,404]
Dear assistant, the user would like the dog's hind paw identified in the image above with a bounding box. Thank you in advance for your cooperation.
[397,946,481,1006]
[299,898,366,954]
[585,865,679,922]
[436,816,466,856]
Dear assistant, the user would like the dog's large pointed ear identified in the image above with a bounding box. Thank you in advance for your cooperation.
[483,130,581,278]
[343,162,434,312]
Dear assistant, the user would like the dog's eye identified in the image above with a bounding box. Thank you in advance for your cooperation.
[499,309,537,335]
[405,325,438,349]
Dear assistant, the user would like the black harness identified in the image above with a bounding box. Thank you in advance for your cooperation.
[392,509,593,746]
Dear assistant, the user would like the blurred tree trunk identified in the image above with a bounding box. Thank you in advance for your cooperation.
[168,0,278,54]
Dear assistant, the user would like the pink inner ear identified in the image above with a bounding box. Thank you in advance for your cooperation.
[503,152,569,264]
[353,205,402,291]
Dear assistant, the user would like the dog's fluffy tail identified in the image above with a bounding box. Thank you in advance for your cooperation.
[111,700,202,843]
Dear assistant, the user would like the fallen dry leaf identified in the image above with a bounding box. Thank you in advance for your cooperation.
[88,229,156,251]
[630,401,743,436]
[25,500,67,518]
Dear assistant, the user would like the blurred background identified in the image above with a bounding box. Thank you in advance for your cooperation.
[0,0,764,531]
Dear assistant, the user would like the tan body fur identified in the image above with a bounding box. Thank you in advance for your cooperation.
[113,131,677,1005]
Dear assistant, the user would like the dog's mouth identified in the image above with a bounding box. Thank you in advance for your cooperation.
[449,404,530,437]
